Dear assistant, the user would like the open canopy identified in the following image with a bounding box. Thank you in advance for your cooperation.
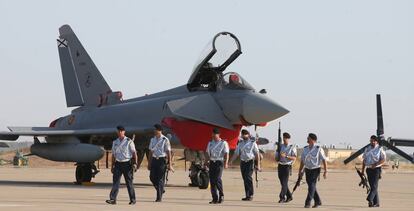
[187,32,243,92]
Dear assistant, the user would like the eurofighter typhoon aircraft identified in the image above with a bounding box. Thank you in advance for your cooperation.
[0,25,289,186]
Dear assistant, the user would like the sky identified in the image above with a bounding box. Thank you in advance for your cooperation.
[0,0,413,154]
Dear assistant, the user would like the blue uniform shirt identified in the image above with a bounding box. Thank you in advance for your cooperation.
[301,145,326,170]
[112,137,136,162]
[207,140,229,161]
[234,138,259,162]
[149,135,171,158]
[276,144,297,165]
[363,144,386,168]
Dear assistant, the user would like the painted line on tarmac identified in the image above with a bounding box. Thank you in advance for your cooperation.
[0,204,34,207]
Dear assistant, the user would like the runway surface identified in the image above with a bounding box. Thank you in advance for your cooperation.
[0,167,413,210]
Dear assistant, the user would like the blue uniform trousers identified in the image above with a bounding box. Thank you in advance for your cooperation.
[209,160,224,201]
[305,167,321,206]
[110,161,136,202]
[150,157,167,200]
[240,160,254,198]
[366,167,381,205]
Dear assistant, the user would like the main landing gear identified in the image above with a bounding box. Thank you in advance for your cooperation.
[75,163,99,184]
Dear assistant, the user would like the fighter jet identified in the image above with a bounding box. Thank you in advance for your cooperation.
[0,25,289,186]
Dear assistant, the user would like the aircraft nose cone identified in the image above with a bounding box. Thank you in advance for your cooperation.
[242,93,289,124]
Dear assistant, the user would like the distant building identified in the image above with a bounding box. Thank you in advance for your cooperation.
[296,147,357,162]
[323,148,354,161]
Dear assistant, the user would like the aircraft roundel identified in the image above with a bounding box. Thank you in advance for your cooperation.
[68,115,75,125]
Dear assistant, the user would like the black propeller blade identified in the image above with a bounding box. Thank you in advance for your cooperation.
[382,141,414,163]
[343,144,370,164]
[389,138,414,147]
[376,94,384,138]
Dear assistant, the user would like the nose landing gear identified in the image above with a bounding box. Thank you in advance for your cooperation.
[188,162,209,189]
[185,149,209,189]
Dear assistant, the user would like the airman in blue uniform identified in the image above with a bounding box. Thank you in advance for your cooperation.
[298,133,328,208]
[205,128,229,204]
[276,132,297,203]
[106,125,137,205]
[230,129,261,201]
[148,124,174,202]
[362,135,386,208]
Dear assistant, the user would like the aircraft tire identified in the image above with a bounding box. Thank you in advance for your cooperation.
[75,163,93,184]
[190,174,200,186]
[198,170,209,189]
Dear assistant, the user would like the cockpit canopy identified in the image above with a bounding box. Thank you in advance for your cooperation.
[187,32,254,92]
[222,72,254,90]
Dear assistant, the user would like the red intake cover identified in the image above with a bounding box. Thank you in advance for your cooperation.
[162,117,241,151]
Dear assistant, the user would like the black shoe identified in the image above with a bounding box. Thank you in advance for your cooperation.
[278,199,285,203]
[312,203,321,208]
[105,199,116,205]
[285,197,293,203]
[242,197,252,201]
[373,204,380,207]
[209,200,218,204]
[218,196,224,204]
[155,198,162,202]
[129,200,136,205]
[304,204,311,208]
[368,201,374,207]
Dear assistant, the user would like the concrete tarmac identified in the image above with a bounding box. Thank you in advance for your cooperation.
[0,167,413,211]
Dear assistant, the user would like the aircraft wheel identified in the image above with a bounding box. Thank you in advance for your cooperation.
[198,170,209,189]
[189,174,200,187]
[75,163,92,184]
[189,167,200,186]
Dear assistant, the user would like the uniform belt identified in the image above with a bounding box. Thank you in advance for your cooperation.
[305,166,321,170]
[279,162,293,166]
[241,159,254,162]
[152,156,166,160]
[116,159,131,163]
[210,160,223,163]
[367,166,382,169]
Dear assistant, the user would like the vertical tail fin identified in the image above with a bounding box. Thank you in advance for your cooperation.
[57,24,112,107]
